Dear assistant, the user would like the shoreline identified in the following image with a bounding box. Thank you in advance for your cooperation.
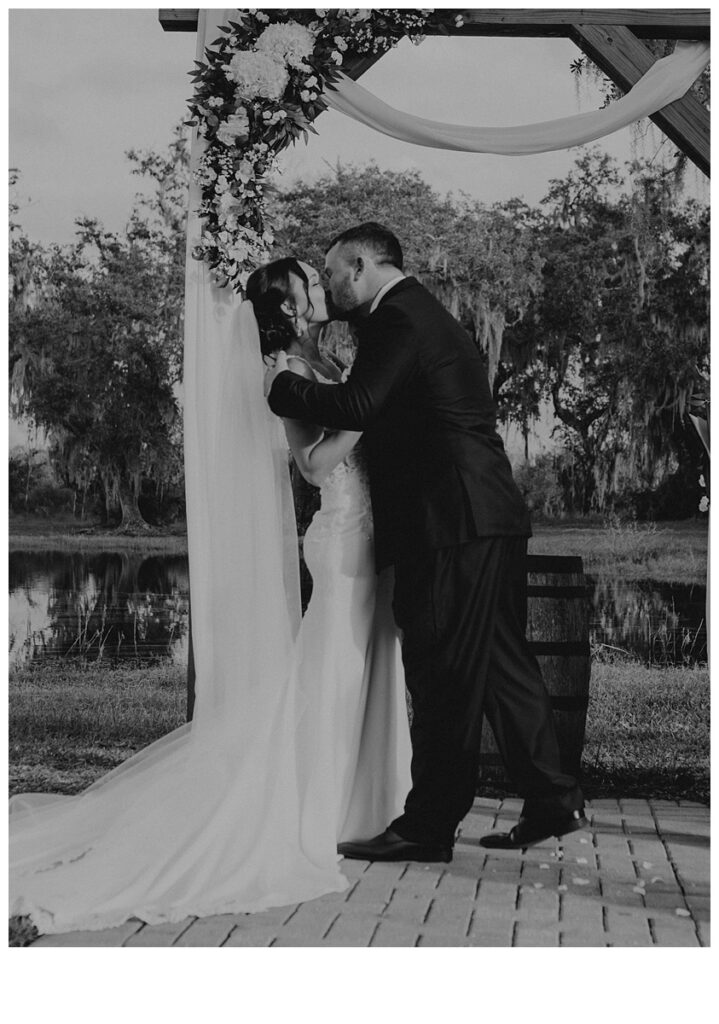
[9,517,709,586]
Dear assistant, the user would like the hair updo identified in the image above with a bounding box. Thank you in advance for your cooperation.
[246,257,309,359]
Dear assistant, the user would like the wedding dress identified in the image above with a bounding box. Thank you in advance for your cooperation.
[9,378,411,935]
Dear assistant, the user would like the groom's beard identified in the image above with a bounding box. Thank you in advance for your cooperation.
[325,290,370,323]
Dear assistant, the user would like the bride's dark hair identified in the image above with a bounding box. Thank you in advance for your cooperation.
[246,257,310,358]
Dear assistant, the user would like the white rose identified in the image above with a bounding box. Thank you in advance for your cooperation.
[699,496,709,512]
[215,109,250,146]
[237,159,254,181]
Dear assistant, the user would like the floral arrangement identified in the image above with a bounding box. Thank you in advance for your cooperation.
[187,8,434,291]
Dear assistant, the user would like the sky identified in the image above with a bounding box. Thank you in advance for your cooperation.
[6,4,711,456]
[8,4,709,247]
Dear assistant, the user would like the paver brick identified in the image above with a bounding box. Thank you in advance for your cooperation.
[322,914,377,947]
[649,918,700,947]
[423,895,473,934]
[465,912,514,946]
[396,863,445,893]
[172,914,237,946]
[124,917,196,946]
[370,920,420,946]
[604,907,653,946]
[513,923,559,946]
[434,866,479,897]
[24,796,709,950]
[383,890,433,926]
[223,925,277,946]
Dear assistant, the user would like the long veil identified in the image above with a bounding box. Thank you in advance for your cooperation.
[9,9,346,934]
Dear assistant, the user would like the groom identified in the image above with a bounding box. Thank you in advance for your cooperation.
[268,222,586,861]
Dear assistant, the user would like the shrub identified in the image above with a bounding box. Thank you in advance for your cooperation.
[24,482,75,516]
[513,454,566,518]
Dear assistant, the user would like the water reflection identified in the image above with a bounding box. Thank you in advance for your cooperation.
[588,576,707,665]
[9,550,189,665]
[8,551,707,668]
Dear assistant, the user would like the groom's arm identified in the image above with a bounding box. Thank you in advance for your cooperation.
[268,307,415,431]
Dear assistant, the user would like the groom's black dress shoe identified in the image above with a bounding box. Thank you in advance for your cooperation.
[479,809,589,850]
[338,828,453,863]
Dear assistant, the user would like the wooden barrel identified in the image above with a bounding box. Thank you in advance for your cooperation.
[479,554,591,780]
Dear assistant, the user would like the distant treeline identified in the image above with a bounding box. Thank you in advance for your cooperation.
[9,132,709,529]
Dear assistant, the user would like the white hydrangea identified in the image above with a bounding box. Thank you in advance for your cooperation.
[255,21,316,69]
[227,50,289,101]
[215,108,250,146]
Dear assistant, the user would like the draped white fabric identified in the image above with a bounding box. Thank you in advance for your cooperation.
[325,41,709,155]
[8,8,348,933]
[183,11,302,740]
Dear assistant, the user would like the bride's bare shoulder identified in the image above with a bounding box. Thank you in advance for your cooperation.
[286,355,317,381]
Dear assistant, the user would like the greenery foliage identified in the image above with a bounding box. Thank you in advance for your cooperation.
[9,139,708,526]
[9,129,189,530]
[186,7,433,287]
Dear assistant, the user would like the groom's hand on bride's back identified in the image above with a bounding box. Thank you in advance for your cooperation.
[263,349,289,398]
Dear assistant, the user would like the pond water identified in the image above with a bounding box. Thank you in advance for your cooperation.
[8,550,708,669]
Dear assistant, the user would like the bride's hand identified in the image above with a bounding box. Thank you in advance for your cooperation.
[263,349,289,398]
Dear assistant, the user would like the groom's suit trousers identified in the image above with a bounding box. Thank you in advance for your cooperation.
[389,536,582,847]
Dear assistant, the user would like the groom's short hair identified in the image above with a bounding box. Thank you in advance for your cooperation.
[327,222,403,270]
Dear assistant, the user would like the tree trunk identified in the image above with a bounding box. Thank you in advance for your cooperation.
[116,479,151,533]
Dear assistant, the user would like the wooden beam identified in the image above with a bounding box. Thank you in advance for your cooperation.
[159,9,709,171]
[570,23,709,176]
[159,8,198,32]
[160,9,710,39]
[342,53,386,83]
[431,9,709,40]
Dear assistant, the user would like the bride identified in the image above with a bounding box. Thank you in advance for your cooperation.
[9,257,410,936]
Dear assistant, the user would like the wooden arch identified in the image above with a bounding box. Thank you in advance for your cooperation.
[161,8,710,175]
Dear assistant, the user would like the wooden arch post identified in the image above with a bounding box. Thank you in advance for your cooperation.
[163,7,709,717]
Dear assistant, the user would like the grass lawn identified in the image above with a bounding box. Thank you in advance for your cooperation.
[530,519,707,585]
[576,659,709,803]
[10,662,187,797]
[10,657,709,803]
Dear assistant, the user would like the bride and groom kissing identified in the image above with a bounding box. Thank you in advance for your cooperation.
[264,221,587,860]
[10,220,587,935]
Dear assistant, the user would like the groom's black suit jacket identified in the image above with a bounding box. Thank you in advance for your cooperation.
[268,276,531,570]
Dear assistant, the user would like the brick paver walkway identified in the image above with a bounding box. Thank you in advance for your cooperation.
[29,797,710,947]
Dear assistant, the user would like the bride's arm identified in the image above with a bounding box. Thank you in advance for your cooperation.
[280,356,362,487]
[284,420,362,487]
